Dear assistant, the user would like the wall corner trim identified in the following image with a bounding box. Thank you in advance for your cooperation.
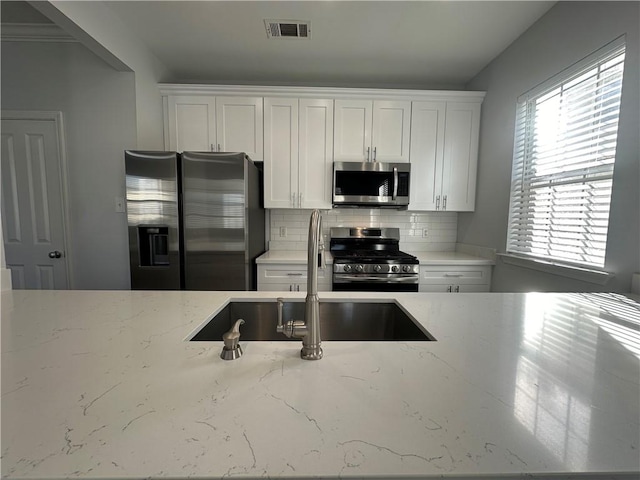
[1,23,77,43]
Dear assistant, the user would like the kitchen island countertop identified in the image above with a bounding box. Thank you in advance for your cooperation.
[1,290,639,479]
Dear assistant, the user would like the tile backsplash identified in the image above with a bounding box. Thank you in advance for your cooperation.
[268,209,457,252]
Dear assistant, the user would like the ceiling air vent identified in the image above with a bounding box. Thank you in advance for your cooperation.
[264,19,311,39]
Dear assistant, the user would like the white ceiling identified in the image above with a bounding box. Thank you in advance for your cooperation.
[6,1,557,89]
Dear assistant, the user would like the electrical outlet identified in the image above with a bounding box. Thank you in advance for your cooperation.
[279,226,287,238]
[115,196,125,213]
[422,228,429,238]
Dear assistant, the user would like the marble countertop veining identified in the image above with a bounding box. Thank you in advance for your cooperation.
[1,290,639,479]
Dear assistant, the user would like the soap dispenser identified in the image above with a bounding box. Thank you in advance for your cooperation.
[220,319,245,360]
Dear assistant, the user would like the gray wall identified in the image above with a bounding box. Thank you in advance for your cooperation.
[1,40,136,289]
[459,1,640,293]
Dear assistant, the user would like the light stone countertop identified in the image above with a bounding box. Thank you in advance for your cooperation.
[407,250,495,265]
[256,250,334,264]
[1,290,639,479]
[256,250,493,265]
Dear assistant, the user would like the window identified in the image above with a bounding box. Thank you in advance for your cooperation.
[506,38,626,269]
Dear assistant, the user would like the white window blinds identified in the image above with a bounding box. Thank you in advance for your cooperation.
[507,39,626,269]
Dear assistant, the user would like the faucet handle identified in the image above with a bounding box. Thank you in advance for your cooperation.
[220,319,244,360]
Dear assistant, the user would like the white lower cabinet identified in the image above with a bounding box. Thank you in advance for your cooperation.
[418,265,492,292]
[257,264,332,292]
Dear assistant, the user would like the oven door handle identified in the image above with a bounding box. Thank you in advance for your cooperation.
[334,275,418,283]
[392,167,398,201]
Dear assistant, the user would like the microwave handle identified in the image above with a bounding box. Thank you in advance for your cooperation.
[392,167,398,200]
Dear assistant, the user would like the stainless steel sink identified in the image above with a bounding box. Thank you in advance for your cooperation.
[190,301,434,341]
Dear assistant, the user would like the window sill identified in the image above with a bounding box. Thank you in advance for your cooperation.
[497,253,614,286]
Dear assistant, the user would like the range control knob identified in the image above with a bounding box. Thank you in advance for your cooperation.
[373,264,382,273]
[355,264,364,273]
[402,265,412,273]
[391,265,399,273]
[343,264,352,273]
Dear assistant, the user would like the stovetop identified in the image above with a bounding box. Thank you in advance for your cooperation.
[331,249,418,264]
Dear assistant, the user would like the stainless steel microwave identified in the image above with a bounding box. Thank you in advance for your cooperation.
[333,162,410,208]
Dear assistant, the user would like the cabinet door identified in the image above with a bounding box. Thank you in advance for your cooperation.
[299,99,334,209]
[371,100,411,162]
[216,97,263,160]
[441,102,480,211]
[409,101,446,210]
[264,98,299,208]
[334,99,372,162]
[419,265,492,289]
[167,96,216,152]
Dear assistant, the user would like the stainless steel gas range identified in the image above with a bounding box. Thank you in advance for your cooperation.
[330,227,419,292]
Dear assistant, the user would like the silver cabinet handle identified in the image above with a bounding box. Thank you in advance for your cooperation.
[443,273,464,278]
[443,195,447,210]
[366,146,370,162]
[286,273,303,277]
[291,192,296,208]
[447,286,452,292]
[436,195,440,210]
[454,285,460,293]
[289,285,293,291]
[373,146,377,161]
[217,143,221,152]
[210,144,214,152]
[299,192,303,208]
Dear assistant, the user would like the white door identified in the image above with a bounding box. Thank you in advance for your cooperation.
[298,99,333,209]
[371,100,412,163]
[216,97,263,160]
[263,98,299,208]
[409,101,446,210]
[333,99,372,162]
[1,115,69,289]
[441,102,481,211]
[167,95,217,152]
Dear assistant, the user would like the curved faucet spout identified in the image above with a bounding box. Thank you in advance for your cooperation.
[302,209,323,360]
[275,209,323,360]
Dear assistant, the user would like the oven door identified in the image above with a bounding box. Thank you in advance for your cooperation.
[333,162,410,207]
[333,274,419,292]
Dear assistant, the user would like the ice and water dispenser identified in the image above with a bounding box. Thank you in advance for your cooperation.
[137,226,169,266]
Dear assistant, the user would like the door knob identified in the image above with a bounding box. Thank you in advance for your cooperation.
[48,250,62,259]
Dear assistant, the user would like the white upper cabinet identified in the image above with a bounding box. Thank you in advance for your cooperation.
[264,98,299,209]
[215,97,263,160]
[410,101,481,211]
[161,85,484,212]
[264,98,333,209]
[409,101,446,210]
[167,96,216,152]
[165,95,263,159]
[334,99,411,163]
[298,99,334,209]
[441,102,480,211]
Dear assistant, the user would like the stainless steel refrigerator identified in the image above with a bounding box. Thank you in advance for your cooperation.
[125,151,265,290]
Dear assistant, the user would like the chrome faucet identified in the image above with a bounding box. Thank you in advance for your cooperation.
[276,209,324,360]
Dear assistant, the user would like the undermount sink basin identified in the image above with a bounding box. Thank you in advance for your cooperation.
[189,301,434,342]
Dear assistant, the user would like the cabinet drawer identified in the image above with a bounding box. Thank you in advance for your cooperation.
[258,264,329,281]
[419,265,491,285]
[419,284,491,293]
[257,264,331,292]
